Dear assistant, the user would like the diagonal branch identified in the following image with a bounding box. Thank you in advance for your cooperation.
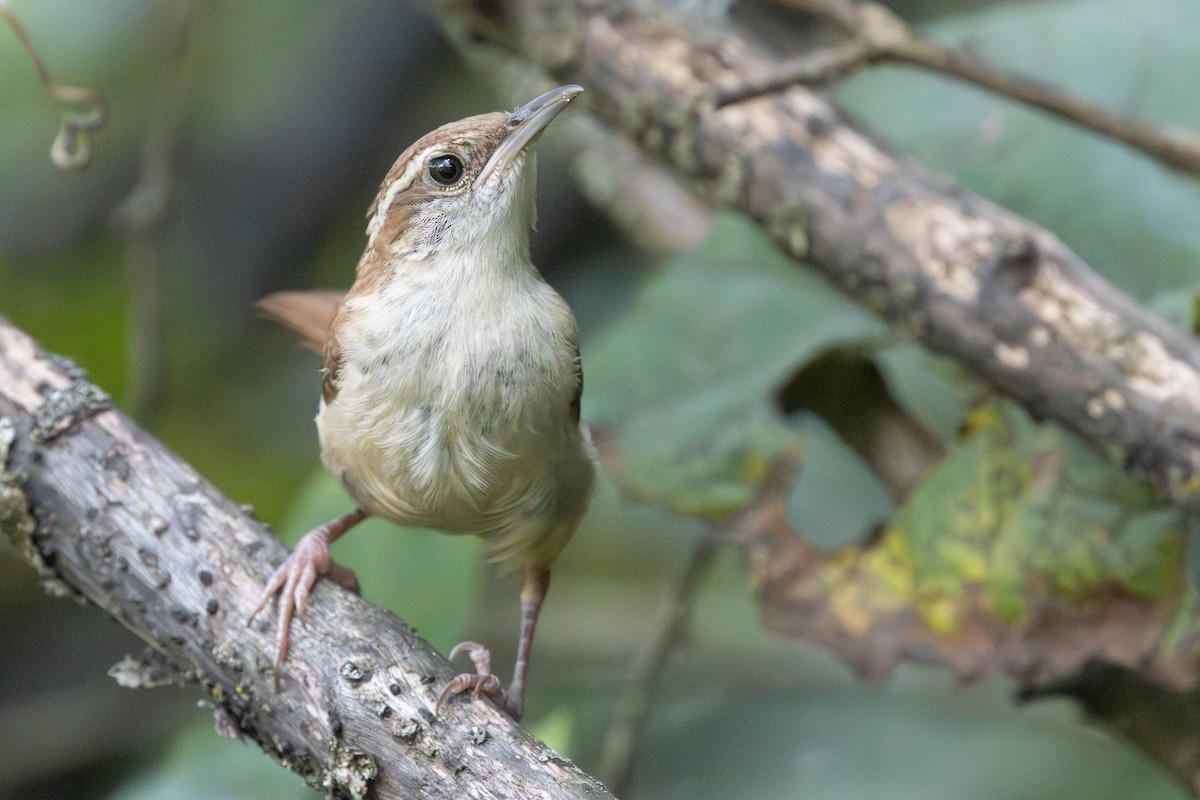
[433,0,1200,511]
[0,316,614,800]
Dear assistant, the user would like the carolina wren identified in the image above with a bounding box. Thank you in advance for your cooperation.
[250,86,594,721]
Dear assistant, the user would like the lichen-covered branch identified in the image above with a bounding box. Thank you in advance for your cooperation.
[0,316,614,800]
[433,0,1200,510]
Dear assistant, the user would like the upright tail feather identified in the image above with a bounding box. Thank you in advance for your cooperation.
[257,290,344,353]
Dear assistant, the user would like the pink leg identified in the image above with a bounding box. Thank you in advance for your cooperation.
[436,565,549,721]
[247,508,366,685]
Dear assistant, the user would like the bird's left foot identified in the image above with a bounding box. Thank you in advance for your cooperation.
[435,641,521,720]
[246,509,366,687]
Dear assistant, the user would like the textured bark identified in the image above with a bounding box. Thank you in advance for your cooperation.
[0,316,613,800]
[434,0,1200,509]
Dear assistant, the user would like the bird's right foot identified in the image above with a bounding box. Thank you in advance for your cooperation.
[435,641,524,720]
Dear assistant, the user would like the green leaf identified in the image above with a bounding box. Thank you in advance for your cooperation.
[584,214,884,516]
[871,343,971,446]
[889,403,1190,633]
[786,413,893,549]
[629,688,1187,800]
[742,400,1197,686]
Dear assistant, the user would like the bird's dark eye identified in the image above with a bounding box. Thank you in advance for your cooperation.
[427,154,464,186]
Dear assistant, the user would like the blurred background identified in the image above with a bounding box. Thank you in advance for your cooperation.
[1,0,1197,798]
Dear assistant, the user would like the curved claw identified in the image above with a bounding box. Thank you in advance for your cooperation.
[435,672,503,716]
[448,641,494,674]
[247,560,290,626]
[435,640,507,717]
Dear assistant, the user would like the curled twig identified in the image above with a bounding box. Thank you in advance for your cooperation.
[1,0,107,171]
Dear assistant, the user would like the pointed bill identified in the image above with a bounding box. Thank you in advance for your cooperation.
[475,85,584,187]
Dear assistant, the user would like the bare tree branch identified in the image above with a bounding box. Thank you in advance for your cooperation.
[0,316,614,800]
[433,0,1200,511]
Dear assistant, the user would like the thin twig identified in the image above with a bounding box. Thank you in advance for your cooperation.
[731,0,1200,177]
[0,0,107,171]
[890,36,1200,175]
[597,533,719,795]
[110,0,201,422]
[713,38,878,107]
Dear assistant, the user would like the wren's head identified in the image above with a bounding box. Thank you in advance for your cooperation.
[365,85,583,264]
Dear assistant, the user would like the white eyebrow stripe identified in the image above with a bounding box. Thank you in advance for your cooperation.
[367,145,440,243]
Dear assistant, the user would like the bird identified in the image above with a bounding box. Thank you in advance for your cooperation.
[248,85,594,722]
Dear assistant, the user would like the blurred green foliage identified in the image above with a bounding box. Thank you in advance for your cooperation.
[587,216,885,516]
[891,405,1186,623]
[1,0,1199,799]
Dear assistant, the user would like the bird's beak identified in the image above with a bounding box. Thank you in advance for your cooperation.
[475,85,584,187]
